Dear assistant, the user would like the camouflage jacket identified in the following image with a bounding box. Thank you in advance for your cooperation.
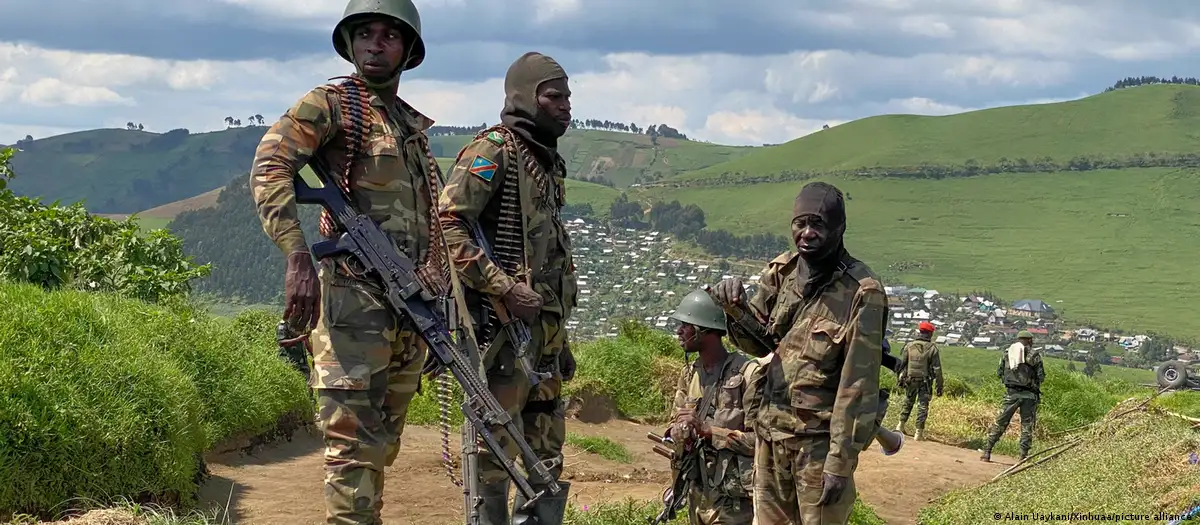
[437,125,577,320]
[668,350,760,500]
[898,338,943,389]
[249,77,447,275]
[727,250,887,479]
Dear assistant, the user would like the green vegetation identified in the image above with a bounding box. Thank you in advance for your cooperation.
[639,167,1200,340]
[4,498,224,525]
[556,498,884,525]
[0,281,311,519]
[565,433,634,463]
[919,403,1200,524]
[673,84,1200,182]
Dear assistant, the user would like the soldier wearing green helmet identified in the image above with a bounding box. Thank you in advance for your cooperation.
[981,329,1044,462]
[658,288,758,524]
[248,0,481,523]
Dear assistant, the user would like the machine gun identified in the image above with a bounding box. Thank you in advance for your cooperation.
[645,379,720,525]
[467,221,549,386]
[292,166,561,509]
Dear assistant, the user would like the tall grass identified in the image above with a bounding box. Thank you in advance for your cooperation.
[0,281,311,519]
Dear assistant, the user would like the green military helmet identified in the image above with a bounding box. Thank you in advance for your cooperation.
[332,0,426,71]
[1017,330,1034,339]
[669,288,727,331]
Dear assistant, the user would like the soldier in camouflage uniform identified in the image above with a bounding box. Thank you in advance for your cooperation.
[894,321,943,441]
[276,318,314,381]
[662,289,759,524]
[249,1,478,522]
[981,330,1044,462]
[437,51,578,525]
[711,182,886,525]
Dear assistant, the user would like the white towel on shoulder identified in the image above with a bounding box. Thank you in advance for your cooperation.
[1006,342,1026,370]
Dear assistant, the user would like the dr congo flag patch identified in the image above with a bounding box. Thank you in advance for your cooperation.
[469,155,498,182]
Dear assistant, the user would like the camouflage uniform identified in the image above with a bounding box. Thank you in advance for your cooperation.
[727,251,886,525]
[437,53,577,524]
[895,334,943,436]
[249,70,478,525]
[982,338,1044,460]
[667,352,760,524]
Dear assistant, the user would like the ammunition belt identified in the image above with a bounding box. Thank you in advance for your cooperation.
[317,76,370,241]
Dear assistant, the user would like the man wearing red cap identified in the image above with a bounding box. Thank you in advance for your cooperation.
[894,321,943,441]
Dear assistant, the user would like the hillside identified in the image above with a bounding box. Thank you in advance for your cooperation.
[6,125,749,215]
[670,84,1200,182]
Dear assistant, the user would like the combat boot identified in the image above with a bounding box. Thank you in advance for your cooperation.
[980,448,991,462]
[914,429,925,441]
[1019,449,1030,462]
[476,479,510,525]
[512,481,570,525]
[893,419,906,435]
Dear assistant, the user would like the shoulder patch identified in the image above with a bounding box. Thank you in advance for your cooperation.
[485,131,504,145]
[468,154,499,182]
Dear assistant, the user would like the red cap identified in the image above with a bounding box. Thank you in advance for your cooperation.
[918,321,935,333]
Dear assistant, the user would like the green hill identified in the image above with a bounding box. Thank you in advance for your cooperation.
[671,84,1200,183]
[6,125,749,215]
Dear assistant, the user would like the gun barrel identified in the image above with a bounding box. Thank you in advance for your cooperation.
[647,431,665,443]
[652,444,674,460]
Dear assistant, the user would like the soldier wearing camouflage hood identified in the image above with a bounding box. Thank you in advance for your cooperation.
[248,1,478,523]
[711,181,886,525]
[437,52,578,524]
[981,330,1044,462]
[894,321,943,440]
[662,289,759,524]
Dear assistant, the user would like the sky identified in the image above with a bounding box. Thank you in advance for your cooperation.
[2,0,1198,147]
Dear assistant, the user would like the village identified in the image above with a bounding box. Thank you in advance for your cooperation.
[560,217,1191,372]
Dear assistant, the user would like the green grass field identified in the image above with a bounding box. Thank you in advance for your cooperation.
[638,167,1200,339]
[674,84,1200,181]
[935,345,1154,384]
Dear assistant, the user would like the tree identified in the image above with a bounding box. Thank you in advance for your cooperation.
[137,123,144,131]
[224,116,234,127]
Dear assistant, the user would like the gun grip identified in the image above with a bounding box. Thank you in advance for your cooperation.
[310,235,353,261]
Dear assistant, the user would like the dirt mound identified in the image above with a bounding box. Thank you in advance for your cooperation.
[565,386,620,423]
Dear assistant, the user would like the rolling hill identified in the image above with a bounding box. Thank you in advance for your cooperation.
[5,125,749,215]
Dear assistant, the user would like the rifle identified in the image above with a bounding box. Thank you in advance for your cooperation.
[647,378,720,525]
[292,166,561,509]
[701,284,777,357]
[467,221,549,386]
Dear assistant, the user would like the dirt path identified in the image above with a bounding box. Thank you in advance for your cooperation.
[196,421,1013,525]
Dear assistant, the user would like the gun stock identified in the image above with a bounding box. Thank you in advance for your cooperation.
[874,426,904,456]
[293,166,560,509]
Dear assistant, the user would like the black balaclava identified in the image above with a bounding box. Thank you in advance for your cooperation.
[500,52,568,168]
[792,181,851,298]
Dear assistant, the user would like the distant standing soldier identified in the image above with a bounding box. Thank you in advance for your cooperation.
[276,319,313,381]
[437,51,578,524]
[894,321,943,440]
[711,181,887,525]
[661,289,759,524]
[248,0,477,522]
[981,330,1044,462]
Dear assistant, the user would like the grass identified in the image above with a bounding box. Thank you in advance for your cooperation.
[675,84,1200,181]
[0,280,311,519]
[4,497,225,525]
[917,402,1200,524]
[936,346,1155,385]
[638,167,1200,340]
[556,497,884,525]
[566,433,634,463]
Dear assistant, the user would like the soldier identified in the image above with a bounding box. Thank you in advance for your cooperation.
[662,289,759,525]
[249,1,478,522]
[437,51,578,524]
[276,318,313,381]
[981,330,1044,462]
[710,181,886,525]
[894,321,943,440]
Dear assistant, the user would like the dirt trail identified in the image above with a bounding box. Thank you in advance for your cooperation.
[196,420,1013,525]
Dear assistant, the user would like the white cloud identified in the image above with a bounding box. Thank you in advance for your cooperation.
[20,78,133,107]
[702,110,838,146]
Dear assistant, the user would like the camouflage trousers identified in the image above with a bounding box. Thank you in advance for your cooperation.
[687,489,753,525]
[310,271,428,525]
[752,435,857,525]
[477,310,569,485]
[897,380,933,430]
[984,388,1039,454]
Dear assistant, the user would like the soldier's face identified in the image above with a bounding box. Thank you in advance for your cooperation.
[677,322,701,352]
[791,214,828,255]
[536,78,572,129]
[351,20,407,79]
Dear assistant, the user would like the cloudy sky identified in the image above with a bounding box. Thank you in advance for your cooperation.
[1,0,1196,147]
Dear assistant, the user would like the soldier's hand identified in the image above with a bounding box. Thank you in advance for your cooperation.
[711,278,747,307]
[818,472,849,506]
[284,251,321,332]
[558,344,576,382]
[502,282,543,323]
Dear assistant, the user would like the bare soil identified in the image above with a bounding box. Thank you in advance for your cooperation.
[195,420,1013,525]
